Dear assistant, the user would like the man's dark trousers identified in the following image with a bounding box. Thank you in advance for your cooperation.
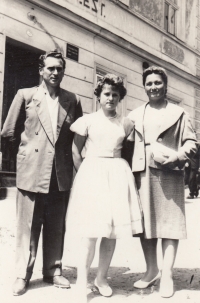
[16,165,69,280]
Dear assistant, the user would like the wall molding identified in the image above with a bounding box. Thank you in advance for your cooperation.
[25,0,200,86]
[167,93,182,104]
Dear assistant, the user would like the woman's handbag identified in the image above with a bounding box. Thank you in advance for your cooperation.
[150,142,177,164]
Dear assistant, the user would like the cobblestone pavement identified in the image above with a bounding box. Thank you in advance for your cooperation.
[0,188,200,303]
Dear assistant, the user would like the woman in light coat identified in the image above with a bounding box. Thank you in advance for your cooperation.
[128,66,197,298]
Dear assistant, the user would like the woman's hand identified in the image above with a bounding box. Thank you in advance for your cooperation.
[161,152,179,169]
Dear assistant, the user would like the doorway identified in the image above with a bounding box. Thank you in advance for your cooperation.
[1,37,44,172]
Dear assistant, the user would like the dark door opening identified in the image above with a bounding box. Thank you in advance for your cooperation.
[1,37,44,173]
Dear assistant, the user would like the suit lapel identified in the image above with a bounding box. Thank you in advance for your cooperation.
[56,89,71,140]
[158,102,184,136]
[33,85,54,146]
[133,102,184,140]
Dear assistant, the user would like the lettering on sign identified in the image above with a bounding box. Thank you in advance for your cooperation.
[163,38,184,63]
[66,44,79,62]
[79,0,106,17]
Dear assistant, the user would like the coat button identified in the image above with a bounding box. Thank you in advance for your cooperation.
[35,149,38,152]
[35,132,38,135]
[158,138,162,142]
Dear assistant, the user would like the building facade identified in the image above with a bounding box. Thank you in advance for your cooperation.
[0,0,200,176]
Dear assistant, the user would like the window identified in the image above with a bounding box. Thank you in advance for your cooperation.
[164,0,178,35]
[94,65,127,116]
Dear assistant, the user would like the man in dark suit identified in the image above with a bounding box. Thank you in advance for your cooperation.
[1,50,82,295]
[187,144,200,198]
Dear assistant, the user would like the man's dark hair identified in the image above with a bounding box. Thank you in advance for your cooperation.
[39,50,66,70]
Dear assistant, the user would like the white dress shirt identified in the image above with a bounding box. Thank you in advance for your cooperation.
[45,92,59,142]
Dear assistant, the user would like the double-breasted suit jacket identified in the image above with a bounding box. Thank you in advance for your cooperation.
[1,82,83,280]
[128,102,197,172]
[1,83,83,192]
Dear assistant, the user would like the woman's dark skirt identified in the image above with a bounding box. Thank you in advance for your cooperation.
[134,148,186,240]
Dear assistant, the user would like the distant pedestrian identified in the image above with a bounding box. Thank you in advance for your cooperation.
[187,144,200,199]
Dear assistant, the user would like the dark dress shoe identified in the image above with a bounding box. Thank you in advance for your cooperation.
[13,278,29,296]
[43,275,70,288]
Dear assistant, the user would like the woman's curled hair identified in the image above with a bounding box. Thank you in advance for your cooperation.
[142,66,168,87]
[94,73,127,101]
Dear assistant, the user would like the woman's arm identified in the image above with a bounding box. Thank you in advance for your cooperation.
[121,139,134,168]
[72,134,87,172]
[162,112,197,169]
[121,117,135,167]
[176,113,197,168]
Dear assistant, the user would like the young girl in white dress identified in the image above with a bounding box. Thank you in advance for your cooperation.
[66,74,143,302]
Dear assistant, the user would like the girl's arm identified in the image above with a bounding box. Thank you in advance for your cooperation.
[72,134,87,171]
[121,138,134,168]
[121,117,135,167]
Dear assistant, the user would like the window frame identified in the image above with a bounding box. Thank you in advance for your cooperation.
[164,0,179,36]
[166,93,182,105]
[119,0,130,6]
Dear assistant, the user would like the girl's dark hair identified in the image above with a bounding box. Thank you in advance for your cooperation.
[142,66,168,87]
[94,73,127,102]
[39,49,66,70]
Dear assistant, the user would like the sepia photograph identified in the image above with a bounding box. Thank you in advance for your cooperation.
[0,0,200,302]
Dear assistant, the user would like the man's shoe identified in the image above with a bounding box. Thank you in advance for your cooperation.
[43,275,70,288]
[13,278,29,296]
[187,195,194,199]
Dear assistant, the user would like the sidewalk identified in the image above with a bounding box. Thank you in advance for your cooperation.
[0,188,200,303]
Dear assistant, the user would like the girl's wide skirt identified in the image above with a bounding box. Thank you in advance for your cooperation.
[66,157,143,239]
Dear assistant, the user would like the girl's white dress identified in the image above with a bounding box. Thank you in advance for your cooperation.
[66,109,143,239]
